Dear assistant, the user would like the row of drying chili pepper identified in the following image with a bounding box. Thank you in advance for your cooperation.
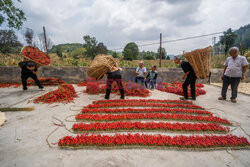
[81,108,212,116]
[75,113,231,125]
[85,102,203,110]
[58,134,250,148]
[72,121,229,133]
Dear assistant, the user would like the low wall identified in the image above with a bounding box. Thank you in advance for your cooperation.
[0,66,249,83]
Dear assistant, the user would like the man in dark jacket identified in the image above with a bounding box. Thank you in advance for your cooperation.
[18,61,44,91]
[174,56,197,100]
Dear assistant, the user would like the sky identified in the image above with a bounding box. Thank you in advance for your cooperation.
[14,0,250,54]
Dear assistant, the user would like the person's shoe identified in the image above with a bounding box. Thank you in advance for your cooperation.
[105,96,109,100]
[231,99,237,103]
[190,98,196,101]
[39,87,44,91]
[180,97,188,100]
[23,88,27,91]
[120,96,125,99]
[218,97,226,100]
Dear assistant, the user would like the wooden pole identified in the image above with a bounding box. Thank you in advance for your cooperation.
[159,33,162,67]
[43,26,48,54]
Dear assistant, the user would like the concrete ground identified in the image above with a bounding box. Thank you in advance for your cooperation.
[0,84,249,167]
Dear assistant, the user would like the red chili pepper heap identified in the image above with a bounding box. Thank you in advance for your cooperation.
[27,77,66,86]
[34,84,77,104]
[157,82,206,96]
[85,81,150,97]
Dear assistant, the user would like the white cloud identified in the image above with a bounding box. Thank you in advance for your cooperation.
[15,0,250,54]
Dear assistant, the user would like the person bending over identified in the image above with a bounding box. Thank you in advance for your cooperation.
[18,61,44,91]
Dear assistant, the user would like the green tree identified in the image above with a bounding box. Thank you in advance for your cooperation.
[0,29,22,54]
[0,0,26,30]
[55,46,63,58]
[219,28,237,55]
[166,55,170,60]
[141,50,156,60]
[96,42,108,54]
[70,48,86,59]
[157,47,166,59]
[123,42,139,61]
[24,28,34,46]
[83,35,98,59]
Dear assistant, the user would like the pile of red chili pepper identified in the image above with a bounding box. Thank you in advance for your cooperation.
[157,82,206,96]
[34,84,77,104]
[85,81,150,97]
[27,77,66,86]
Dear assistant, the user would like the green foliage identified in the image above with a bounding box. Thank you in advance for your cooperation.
[0,0,26,30]
[234,24,250,51]
[0,29,22,54]
[96,42,108,54]
[166,55,170,60]
[83,35,98,59]
[70,48,86,59]
[141,51,156,60]
[156,47,166,59]
[219,28,237,55]
[50,43,83,53]
[123,42,139,61]
[55,46,63,58]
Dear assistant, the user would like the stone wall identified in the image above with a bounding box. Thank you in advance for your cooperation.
[0,66,249,83]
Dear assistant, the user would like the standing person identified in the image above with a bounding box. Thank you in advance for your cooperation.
[135,61,147,85]
[218,47,249,103]
[18,61,44,91]
[105,62,125,100]
[146,65,158,89]
[174,55,197,100]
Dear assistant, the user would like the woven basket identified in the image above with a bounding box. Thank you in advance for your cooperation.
[87,54,116,80]
[183,46,212,79]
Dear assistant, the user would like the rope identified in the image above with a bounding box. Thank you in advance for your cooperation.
[206,108,250,138]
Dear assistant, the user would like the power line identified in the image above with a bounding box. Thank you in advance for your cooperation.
[111,31,224,51]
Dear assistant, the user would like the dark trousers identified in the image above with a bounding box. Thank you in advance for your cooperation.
[21,73,43,90]
[221,75,241,100]
[146,79,156,89]
[182,76,197,99]
[105,70,125,99]
[136,77,145,85]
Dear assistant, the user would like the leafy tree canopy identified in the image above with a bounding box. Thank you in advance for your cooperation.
[0,0,26,30]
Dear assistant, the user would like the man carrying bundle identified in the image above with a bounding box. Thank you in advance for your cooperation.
[218,47,249,103]
[174,55,197,100]
[105,62,125,100]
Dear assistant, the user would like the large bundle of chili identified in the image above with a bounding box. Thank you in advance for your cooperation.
[21,46,50,66]
[34,84,77,104]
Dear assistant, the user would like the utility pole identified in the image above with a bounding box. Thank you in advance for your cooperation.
[43,26,48,55]
[159,33,162,67]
